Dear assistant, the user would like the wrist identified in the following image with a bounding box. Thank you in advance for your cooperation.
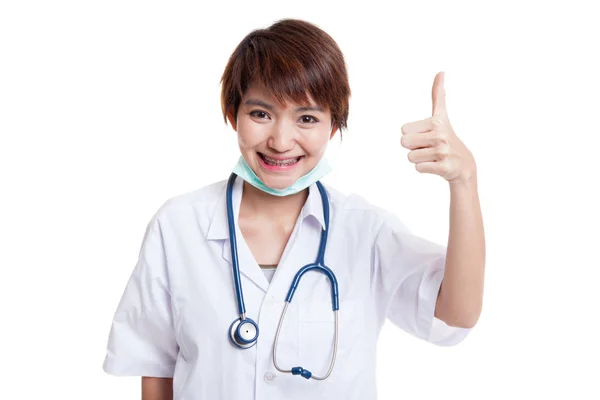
[448,169,478,190]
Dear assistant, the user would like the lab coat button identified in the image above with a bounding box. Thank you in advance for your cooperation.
[264,371,276,382]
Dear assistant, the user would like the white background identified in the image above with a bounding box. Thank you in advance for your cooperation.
[1,0,599,399]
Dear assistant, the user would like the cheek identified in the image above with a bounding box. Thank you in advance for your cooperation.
[236,122,264,149]
[301,131,330,155]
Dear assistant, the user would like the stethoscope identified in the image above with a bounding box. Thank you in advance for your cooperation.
[226,172,339,380]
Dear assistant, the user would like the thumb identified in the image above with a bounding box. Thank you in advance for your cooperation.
[432,71,447,117]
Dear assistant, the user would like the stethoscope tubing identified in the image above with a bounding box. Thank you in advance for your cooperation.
[226,172,339,379]
[226,173,247,317]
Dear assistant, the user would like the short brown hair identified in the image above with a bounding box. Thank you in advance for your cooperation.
[220,19,351,135]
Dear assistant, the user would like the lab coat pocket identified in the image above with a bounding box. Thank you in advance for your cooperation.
[297,299,363,381]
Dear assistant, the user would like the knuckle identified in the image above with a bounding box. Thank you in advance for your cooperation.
[436,144,448,159]
[435,147,446,160]
[433,132,448,145]
[429,135,441,146]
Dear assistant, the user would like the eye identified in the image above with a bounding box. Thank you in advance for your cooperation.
[250,110,270,120]
[299,115,318,124]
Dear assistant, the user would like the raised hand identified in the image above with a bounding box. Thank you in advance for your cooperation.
[400,71,476,184]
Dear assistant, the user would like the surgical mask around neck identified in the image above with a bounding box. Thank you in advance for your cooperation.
[232,154,332,197]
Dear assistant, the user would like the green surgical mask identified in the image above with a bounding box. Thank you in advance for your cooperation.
[231,154,332,196]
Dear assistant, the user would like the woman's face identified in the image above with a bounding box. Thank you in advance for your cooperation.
[228,81,338,190]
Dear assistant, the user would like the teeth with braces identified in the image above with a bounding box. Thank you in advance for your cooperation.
[262,154,300,166]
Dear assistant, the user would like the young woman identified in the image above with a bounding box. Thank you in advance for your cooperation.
[103,18,485,400]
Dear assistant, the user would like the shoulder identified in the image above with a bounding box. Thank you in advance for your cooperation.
[323,183,409,236]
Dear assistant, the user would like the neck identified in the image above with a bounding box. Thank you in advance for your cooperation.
[240,181,309,221]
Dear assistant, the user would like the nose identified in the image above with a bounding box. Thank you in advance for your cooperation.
[267,122,296,153]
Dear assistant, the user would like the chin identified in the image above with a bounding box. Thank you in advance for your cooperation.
[260,176,295,190]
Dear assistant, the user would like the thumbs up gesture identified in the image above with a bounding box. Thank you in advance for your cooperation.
[400,72,476,184]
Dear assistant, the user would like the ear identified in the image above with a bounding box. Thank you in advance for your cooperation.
[227,109,237,132]
[329,123,339,139]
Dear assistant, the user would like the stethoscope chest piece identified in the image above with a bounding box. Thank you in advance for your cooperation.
[229,317,259,349]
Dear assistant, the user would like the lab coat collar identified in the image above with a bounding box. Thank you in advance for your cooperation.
[300,180,327,231]
[204,176,327,293]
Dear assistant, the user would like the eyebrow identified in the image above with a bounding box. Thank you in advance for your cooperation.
[244,99,325,113]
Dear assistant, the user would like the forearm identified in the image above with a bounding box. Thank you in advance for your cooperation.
[435,172,486,328]
[142,377,173,400]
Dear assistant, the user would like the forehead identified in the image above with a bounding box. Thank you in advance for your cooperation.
[242,81,320,109]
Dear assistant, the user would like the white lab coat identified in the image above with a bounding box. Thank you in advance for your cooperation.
[103,177,471,399]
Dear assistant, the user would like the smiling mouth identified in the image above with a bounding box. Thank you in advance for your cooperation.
[258,152,303,166]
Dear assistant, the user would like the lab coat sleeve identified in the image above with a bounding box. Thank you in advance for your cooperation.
[102,215,179,377]
[374,212,471,346]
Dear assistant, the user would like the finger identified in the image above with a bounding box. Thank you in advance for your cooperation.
[432,71,447,117]
[407,147,440,164]
[415,161,443,175]
[401,117,435,135]
[400,131,438,150]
